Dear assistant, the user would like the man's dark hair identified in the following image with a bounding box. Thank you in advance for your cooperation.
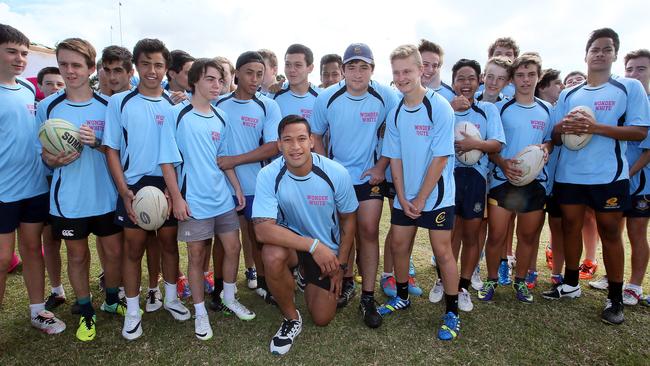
[132,38,171,67]
[285,44,314,66]
[624,49,650,67]
[563,70,586,85]
[452,59,481,83]
[586,28,620,55]
[102,45,133,72]
[278,114,311,137]
[167,50,195,78]
[320,54,342,73]
[187,58,224,94]
[535,68,561,96]
[37,66,60,85]
[0,24,29,47]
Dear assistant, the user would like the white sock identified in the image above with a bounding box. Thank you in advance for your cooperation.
[223,282,236,302]
[126,296,140,316]
[381,272,393,279]
[194,301,207,316]
[29,303,45,318]
[52,285,65,297]
[164,281,177,303]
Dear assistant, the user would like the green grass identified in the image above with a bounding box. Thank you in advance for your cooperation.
[1,201,649,365]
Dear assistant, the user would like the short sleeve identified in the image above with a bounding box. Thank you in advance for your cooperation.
[103,95,122,149]
[624,79,650,127]
[251,166,279,219]
[333,164,359,214]
[311,92,329,135]
[262,99,282,143]
[429,99,455,157]
[158,108,182,165]
[485,103,506,144]
[382,108,401,159]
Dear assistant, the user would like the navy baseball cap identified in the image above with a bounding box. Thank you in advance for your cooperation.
[343,43,374,65]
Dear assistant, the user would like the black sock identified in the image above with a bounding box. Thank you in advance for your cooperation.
[488,277,498,283]
[80,301,95,318]
[105,287,120,305]
[445,293,459,315]
[396,281,408,300]
[458,277,471,291]
[214,277,224,295]
[343,276,353,283]
[257,276,267,290]
[608,281,624,304]
[500,258,508,265]
[435,266,441,279]
[361,290,374,302]
[564,268,579,287]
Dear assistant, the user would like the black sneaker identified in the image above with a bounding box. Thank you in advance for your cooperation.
[208,291,232,315]
[337,280,356,309]
[45,292,66,311]
[270,311,302,355]
[359,296,382,328]
[601,299,624,325]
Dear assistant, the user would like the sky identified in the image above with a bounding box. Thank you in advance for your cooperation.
[2,0,648,84]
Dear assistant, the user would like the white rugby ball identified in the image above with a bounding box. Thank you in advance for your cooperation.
[561,105,595,151]
[510,145,545,187]
[39,118,83,155]
[454,121,483,165]
[133,186,168,231]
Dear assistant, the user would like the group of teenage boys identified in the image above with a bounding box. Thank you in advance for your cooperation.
[1,22,649,355]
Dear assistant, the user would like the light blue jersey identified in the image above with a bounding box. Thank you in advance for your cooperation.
[312,79,399,185]
[159,103,235,219]
[215,91,282,195]
[454,101,506,178]
[383,89,456,211]
[103,89,175,185]
[490,98,553,190]
[252,153,359,254]
[475,91,506,103]
[37,91,117,218]
[0,78,48,202]
[555,78,650,184]
[433,82,456,103]
[477,83,515,99]
[271,83,320,127]
[626,95,650,195]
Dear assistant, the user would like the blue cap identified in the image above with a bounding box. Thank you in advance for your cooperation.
[343,43,374,65]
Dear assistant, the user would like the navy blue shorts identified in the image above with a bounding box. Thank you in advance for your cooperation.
[384,182,396,200]
[233,195,255,221]
[488,181,546,213]
[297,251,331,291]
[115,176,178,229]
[554,180,630,213]
[454,167,486,219]
[0,193,49,234]
[391,205,454,230]
[545,194,562,218]
[51,211,122,240]
[354,182,386,202]
[624,194,650,218]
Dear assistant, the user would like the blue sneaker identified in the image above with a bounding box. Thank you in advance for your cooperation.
[514,281,533,303]
[378,296,410,316]
[525,270,538,289]
[438,312,461,341]
[408,276,423,297]
[408,256,416,277]
[380,275,397,297]
[477,280,497,302]
[498,261,511,286]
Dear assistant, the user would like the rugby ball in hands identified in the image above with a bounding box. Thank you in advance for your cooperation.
[454,121,483,165]
[509,145,545,187]
[39,118,83,155]
[561,105,595,151]
[133,186,168,231]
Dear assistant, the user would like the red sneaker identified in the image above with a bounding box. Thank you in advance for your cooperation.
[578,259,598,280]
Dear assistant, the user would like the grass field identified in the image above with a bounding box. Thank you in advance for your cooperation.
[1,201,649,365]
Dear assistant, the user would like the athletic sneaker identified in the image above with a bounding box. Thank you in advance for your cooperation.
[7,252,21,273]
[45,292,66,311]
[578,259,598,280]
[471,266,483,291]
[177,276,191,299]
[642,296,650,307]
[295,270,306,293]
[514,281,533,303]
[255,287,277,305]
[498,261,511,286]
[164,299,191,321]
[204,271,215,294]
[601,299,624,325]
[122,313,142,340]
[208,291,232,315]
[337,280,356,309]
[408,276,423,297]
[438,312,461,341]
[380,275,397,297]
[589,276,608,290]
[429,279,444,303]
[31,310,66,334]
[100,298,132,316]
[245,267,257,290]
[194,314,213,341]
[145,288,163,312]
[477,280,497,302]
[525,271,538,290]
[458,289,473,312]
[221,293,256,321]
[431,255,437,267]
[359,297,382,328]
[542,283,581,300]
[76,315,96,342]
[623,286,643,306]
[545,244,553,270]
[408,256,416,276]
[378,296,411,316]
[507,255,516,269]
[270,311,302,355]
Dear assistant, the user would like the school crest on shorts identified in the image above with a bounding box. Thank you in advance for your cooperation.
[435,212,447,226]
[636,198,649,211]
[473,202,482,213]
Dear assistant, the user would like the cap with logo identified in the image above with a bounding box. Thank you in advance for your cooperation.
[343,43,374,65]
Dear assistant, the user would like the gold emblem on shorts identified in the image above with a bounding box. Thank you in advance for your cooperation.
[435,212,447,224]
[370,185,382,197]
[605,197,620,209]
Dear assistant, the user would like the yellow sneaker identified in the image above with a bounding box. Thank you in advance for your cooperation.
[76,315,96,342]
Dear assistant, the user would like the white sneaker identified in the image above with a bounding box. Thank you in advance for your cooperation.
[471,266,483,291]
[221,292,256,321]
[245,268,258,290]
[164,299,191,321]
[122,313,143,340]
[429,279,444,303]
[194,314,213,341]
[623,286,642,306]
[556,283,582,299]
[458,288,474,312]
[270,311,302,355]
[589,276,609,290]
[145,288,163,313]
[31,310,66,334]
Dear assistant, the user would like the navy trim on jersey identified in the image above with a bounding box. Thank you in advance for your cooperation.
[307,86,319,98]
[93,92,108,106]
[393,99,405,126]
[251,94,266,117]
[122,127,130,172]
[367,85,385,107]
[46,92,67,119]
[327,84,347,108]
[214,93,234,107]
[53,173,64,217]
[470,104,487,120]
[120,89,139,113]
[272,87,290,100]
[16,78,35,95]
[564,82,586,101]
[162,93,173,105]
[612,114,626,183]
[499,98,517,116]
[422,96,434,123]
[440,82,455,95]
[633,170,646,196]
[209,105,226,126]
[176,104,194,128]
[608,77,628,96]
[433,179,444,209]
[534,97,551,116]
